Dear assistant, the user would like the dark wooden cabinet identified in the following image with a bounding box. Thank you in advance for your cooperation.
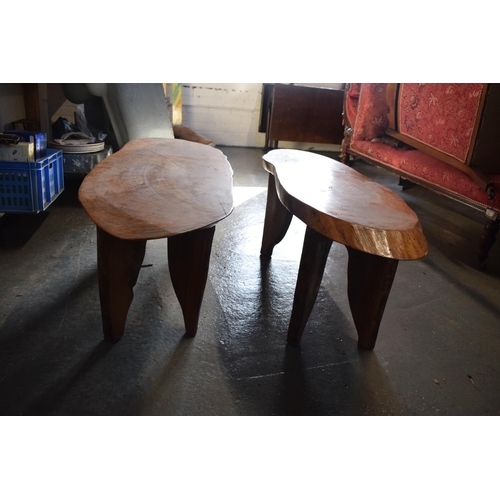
[260,84,345,148]
[469,84,500,174]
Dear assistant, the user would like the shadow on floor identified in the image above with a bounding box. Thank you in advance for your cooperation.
[0,212,50,249]
[209,194,407,415]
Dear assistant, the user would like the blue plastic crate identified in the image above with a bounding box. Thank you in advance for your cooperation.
[0,149,64,213]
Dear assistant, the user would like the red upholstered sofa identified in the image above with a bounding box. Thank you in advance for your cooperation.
[341,83,500,264]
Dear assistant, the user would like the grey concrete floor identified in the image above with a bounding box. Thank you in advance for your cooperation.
[0,146,499,415]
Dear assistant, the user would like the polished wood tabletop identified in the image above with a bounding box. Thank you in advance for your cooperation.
[79,138,234,240]
[263,149,428,261]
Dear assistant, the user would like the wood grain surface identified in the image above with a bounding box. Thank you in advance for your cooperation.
[79,138,234,240]
[262,149,428,261]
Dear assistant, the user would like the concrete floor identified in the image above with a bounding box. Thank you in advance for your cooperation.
[0,146,499,416]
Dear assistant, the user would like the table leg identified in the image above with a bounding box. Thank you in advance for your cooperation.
[168,225,216,336]
[346,247,399,349]
[287,226,333,347]
[97,227,147,342]
[261,173,293,257]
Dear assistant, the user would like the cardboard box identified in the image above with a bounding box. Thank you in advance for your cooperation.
[0,142,35,162]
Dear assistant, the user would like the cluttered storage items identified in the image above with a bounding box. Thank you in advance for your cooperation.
[0,131,64,214]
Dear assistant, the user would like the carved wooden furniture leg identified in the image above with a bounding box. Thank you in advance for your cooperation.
[340,139,351,165]
[261,173,293,257]
[97,227,147,342]
[168,225,216,336]
[287,227,333,347]
[347,247,399,350]
[478,213,499,265]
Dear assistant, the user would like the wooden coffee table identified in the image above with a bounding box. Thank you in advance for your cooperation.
[260,149,428,349]
[79,138,233,342]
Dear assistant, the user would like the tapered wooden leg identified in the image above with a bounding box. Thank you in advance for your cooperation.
[287,226,333,347]
[97,227,147,342]
[340,139,350,165]
[168,225,216,336]
[478,215,499,265]
[347,247,399,350]
[261,173,293,257]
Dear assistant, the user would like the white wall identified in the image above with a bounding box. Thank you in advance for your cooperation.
[51,100,77,124]
[181,83,344,150]
[181,83,263,147]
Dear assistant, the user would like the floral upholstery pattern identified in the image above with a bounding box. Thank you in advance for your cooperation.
[397,84,484,163]
[344,83,500,213]
[350,139,500,211]
[352,84,389,141]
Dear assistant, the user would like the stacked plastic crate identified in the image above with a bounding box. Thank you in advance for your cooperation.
[0,131,64,213]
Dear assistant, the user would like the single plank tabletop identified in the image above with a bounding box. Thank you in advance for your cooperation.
[262,148,428,261]
[79,138,234,240]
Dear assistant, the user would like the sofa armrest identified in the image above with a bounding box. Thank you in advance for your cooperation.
[344,83,361,130]
[352,84,390,141]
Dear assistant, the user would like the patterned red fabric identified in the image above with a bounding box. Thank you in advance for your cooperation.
[352,84,389,141]
[397,84,484,163]
[351,139,500,211]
